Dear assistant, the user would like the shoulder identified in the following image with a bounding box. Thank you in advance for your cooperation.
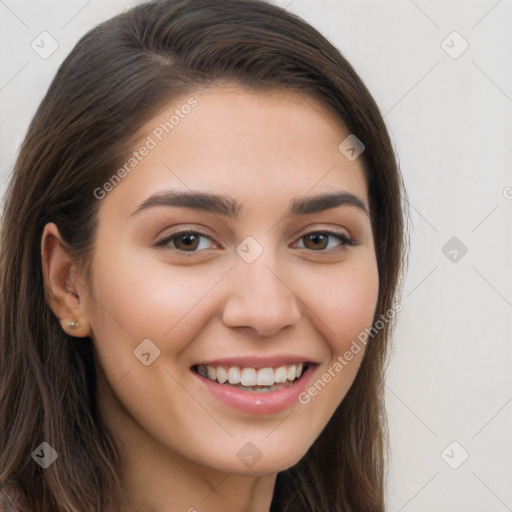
[0,481,31,512]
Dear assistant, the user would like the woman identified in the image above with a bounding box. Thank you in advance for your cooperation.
[0,0,406,510]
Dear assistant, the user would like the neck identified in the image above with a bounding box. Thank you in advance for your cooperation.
[118,445,277,512]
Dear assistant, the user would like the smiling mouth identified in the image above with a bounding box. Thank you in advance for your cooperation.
[192,362,311,393]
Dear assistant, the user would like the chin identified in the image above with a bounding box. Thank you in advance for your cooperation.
[221,443,310,476]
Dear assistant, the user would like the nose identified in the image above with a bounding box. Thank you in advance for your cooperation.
[221,250,302,337]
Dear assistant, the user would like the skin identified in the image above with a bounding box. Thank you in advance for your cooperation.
[42,85,379,512]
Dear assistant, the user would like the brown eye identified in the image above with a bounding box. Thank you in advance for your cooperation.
[155,230,214,252]
[303,232,329,250]
[174,233,200,251]
[296,231,355,251]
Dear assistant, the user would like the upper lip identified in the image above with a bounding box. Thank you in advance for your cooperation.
[192,355,318,369]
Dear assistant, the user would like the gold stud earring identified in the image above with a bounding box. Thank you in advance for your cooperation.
[68,320,80,328]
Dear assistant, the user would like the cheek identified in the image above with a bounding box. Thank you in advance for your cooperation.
[306,255,380,352]
[291,255,379,433]
[85,248,225,353]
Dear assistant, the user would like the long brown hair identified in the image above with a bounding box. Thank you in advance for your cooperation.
[0,1,406,510]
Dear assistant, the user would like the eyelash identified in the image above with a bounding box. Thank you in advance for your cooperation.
[154,229,357,253]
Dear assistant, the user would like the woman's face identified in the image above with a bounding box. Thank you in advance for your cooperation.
[82,85,379,475]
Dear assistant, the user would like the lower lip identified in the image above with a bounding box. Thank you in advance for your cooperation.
[193,365,317,415]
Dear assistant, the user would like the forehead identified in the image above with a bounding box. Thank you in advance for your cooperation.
[100,85,369,218]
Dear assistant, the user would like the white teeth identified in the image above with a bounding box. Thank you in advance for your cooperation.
[256,367,275,386]
[207,366,217,381]
[228,367,241,384]
[241,368,257,386]
[198,362,306,387]
[216,366,228,384]
[274,366,287,383]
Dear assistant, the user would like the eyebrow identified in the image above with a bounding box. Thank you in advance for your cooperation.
[131,189,369,218]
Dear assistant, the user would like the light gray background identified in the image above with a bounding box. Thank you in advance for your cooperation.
[1,0,511,510]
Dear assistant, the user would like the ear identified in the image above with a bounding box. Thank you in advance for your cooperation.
[41,222,91,338]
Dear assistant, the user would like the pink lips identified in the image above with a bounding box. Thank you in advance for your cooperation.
[192,362,317,415]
